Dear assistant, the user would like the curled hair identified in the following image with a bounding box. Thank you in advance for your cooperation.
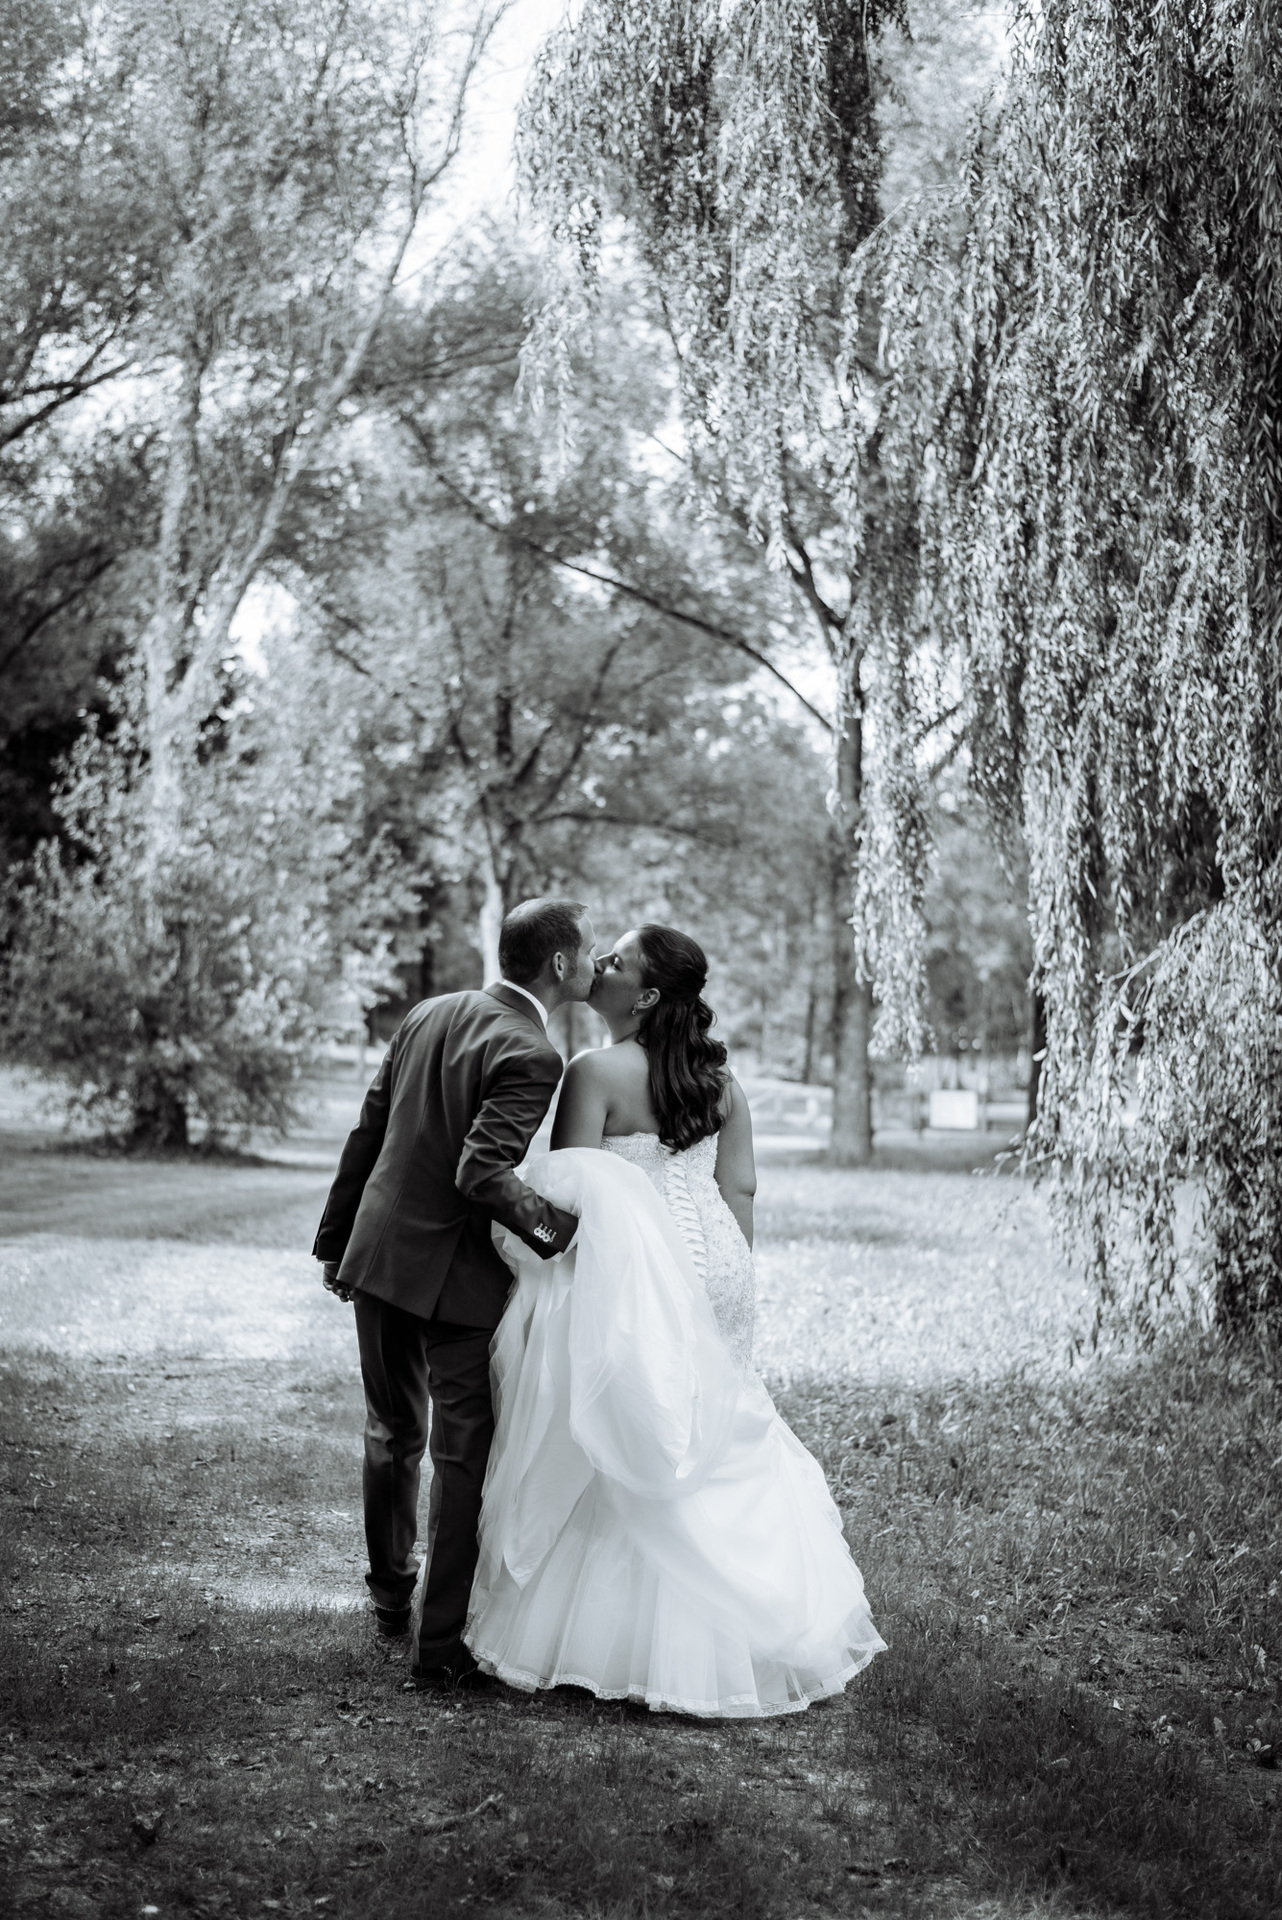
[634,924,728,1152]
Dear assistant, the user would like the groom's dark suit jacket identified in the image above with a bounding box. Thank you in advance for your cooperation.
[312,985,577,1328]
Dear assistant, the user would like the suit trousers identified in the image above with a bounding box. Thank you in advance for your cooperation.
[353,1292,495,1673]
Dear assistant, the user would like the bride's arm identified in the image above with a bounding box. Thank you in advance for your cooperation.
[550,1052,609,1150]
[713,1077,757,1247]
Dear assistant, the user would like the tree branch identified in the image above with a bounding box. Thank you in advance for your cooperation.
[398,420,833,732]
[925,729,967,782]
[917,698,964,747]
[535,807,740,848]
[529,634,630,810]
[191,7,509,680]
[782,524,844,644]
[0,552,118,678]
[315,611,438,732]
[0,357,135,451]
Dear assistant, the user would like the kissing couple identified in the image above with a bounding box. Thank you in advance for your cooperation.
[313,897,885,1717]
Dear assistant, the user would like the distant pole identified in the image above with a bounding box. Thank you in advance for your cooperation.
[802,976,818,1086]
[1026,990,1047,1130]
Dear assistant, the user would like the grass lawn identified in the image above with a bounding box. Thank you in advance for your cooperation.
[1,1073,1280,1919]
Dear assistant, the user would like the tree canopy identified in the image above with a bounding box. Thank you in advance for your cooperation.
[0,0,506,1143]
[517,0,995,1161]
[290,256,834,1018]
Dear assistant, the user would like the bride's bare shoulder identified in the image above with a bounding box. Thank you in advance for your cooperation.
[555,1041,651,1149]
[567,1041,647,1084]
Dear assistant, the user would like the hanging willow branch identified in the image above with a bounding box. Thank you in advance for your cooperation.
[867,0,1282,1338]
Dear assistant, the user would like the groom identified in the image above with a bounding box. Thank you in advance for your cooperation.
[313,897,598,1686]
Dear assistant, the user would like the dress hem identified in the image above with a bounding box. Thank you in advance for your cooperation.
[464,1644,883,1719]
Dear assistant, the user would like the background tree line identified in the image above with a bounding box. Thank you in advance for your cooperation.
[0,0,1029,1155]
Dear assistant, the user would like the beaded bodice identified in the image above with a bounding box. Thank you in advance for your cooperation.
[600,1132,756,1369]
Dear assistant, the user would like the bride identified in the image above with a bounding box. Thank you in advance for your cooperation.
[456,923,886,1717]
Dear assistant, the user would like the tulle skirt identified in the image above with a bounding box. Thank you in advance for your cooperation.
[464,1149,886,1718]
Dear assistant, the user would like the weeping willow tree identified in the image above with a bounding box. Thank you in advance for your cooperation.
[518,0,945,1164]
[875,0,1282,1336]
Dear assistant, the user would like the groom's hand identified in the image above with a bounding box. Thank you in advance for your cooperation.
[321,1260,354,1303]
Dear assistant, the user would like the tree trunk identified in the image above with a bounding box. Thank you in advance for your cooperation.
[128,1077,189,1151]
[801,969,818,1086]
[827,664,873,1166]
[478,852,504,983]
[1026,988,1047,1130]
[140,349,204,880]
[829,837,874,1164]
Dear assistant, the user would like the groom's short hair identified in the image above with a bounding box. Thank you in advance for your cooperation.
[499,897,589,986]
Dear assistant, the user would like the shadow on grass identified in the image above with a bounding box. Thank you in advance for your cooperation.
[4,1322,1281,1918]
[1,1361,915,1920]
[0,1130,332,1246]
[778,1331,1282,1919]
[859,1615,1275,1916]
[0,1588,901,1920]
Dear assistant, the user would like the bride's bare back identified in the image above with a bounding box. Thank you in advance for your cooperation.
[551,1040,757,1248]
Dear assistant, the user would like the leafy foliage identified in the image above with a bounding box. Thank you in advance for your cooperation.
[288,256,834,1050]
[1,1,168,869]
[0,0,164,452]
[0,436,157,869]
[521,0,902,536]
[923,784,1032,1059]
[0,649,394,1147]
[869,0,1282,1334]
[0,0,500,1140]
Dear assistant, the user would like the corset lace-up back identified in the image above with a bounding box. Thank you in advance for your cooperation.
[601,1131,755,1368]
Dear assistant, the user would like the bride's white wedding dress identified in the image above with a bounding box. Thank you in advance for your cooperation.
[463,1137,886,1717]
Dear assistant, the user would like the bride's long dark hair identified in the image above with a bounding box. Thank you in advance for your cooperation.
[634,924,728,1152]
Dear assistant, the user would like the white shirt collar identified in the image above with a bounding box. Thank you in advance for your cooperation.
[498,979,549,1028]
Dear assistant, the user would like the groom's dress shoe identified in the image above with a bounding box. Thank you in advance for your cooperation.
[410,1657,492,1693]
[375,1606,411,1639]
